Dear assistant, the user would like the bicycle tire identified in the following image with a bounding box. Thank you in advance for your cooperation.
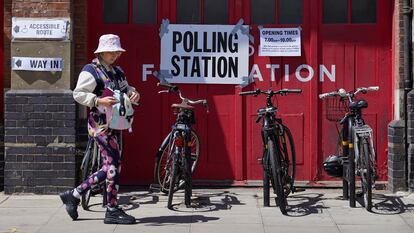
[80,152,92,210]
[361,139,372,211]
[81,140,106,210]
[167,155,178,210]
[263,168,270,207]
[280,125,296,196]
[80,139,95,210]
[183,148,192,207]
[268,139,287,215]
[155,130,200,193]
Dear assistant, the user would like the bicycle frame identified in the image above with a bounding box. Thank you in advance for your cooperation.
[153,82,207,208]
[326,87,378,208]
[169,111,194,183]
[259,97,294,189]
[240,88,300,214]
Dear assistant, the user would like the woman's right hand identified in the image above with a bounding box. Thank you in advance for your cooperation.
[96,97,119,107]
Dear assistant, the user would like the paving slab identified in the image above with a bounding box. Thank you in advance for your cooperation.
[190,223,264,233]
[264,225,341,233]
[337,224,414,233]
[0,188,413,233]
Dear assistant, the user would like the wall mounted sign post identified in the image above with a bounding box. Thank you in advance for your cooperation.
[160,24,249,84]
[12,17,70,40]
[259,28,301,56]
[11,57,64,72]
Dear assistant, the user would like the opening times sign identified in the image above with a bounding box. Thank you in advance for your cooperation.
[160,24,249,84]
[259,28,301,57]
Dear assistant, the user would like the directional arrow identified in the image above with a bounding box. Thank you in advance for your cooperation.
[15,59,22,68]
[13,25,20,33]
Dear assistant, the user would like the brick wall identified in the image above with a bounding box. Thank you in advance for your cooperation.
[4,0,12,89]
[394,0,405,91]
[4,90,76,194]
[1,0,89,193]
[388,120,407,192]
[0,124,3,191]
[388,0,411,192]
[73,0,88,80]
[3,0,85,89]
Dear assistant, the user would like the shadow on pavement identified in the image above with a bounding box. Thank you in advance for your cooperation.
[366,193,414,215]
[171,190,245,213]
[285,193,328,217]
[137,215,220,226]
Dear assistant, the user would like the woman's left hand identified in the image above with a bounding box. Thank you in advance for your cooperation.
[129,91,140,103]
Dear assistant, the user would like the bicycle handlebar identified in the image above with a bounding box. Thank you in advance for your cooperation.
[157,82,209,112]
[239,89,261,96]
[319,86,379,99]
[239,88,303,96]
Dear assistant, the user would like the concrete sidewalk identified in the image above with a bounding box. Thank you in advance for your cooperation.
[0,188,413,233]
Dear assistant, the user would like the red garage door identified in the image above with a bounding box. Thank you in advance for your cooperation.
[87,0,392,185]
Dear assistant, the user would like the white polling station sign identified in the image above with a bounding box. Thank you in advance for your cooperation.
[259,28,301,57]
[160,24,249,84]
[12,57,64,72]
[12,17,70,40]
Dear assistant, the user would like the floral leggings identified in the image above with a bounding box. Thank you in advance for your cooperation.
[76,131,122,208]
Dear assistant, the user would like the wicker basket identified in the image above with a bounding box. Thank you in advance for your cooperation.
[323,96,349,122]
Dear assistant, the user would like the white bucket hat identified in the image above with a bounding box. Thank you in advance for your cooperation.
[94,34,126,54]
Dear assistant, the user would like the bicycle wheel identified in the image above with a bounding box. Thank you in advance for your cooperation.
[155,130,200,193]
[81,140,106,210]
[81,140,98,210]
[167,155,179,210]
[183,145,192,207]
[263,167,270,207]
[268,139,287,215]
[279,125,296,196]
[360,139,372,211]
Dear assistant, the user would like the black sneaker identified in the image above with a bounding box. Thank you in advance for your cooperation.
[104,206,136,224]
[59,190,80,220]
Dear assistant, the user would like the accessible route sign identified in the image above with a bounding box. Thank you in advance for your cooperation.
[12,17,70,40]
[160,24,249,84]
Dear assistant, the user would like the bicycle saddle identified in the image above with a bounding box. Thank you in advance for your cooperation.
[349,99,368,110]
[171,103,194,110]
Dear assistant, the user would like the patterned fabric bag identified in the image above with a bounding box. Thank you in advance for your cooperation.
[106,89,134,131]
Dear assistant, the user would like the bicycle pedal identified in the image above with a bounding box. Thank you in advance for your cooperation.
[149,184,161,193]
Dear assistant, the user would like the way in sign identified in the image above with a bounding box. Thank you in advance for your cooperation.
[30,59,62,69]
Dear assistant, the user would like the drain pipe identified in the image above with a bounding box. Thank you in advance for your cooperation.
[403,0,412,189]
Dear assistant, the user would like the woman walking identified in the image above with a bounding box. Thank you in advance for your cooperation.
[60,34,139,224]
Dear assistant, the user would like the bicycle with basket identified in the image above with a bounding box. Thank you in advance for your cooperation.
[320,86,379,211]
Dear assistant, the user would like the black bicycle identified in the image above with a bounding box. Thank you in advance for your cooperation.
[154,83,208,209]
[320,86,379,211]
[79,136,107,210]
[240,88,301,215]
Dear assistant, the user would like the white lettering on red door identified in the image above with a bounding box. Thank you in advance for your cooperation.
[266,64,280,81]
[142,64,154,81]
[249,64,263,81]
[142,64,336,82]
[295,64,314,82]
